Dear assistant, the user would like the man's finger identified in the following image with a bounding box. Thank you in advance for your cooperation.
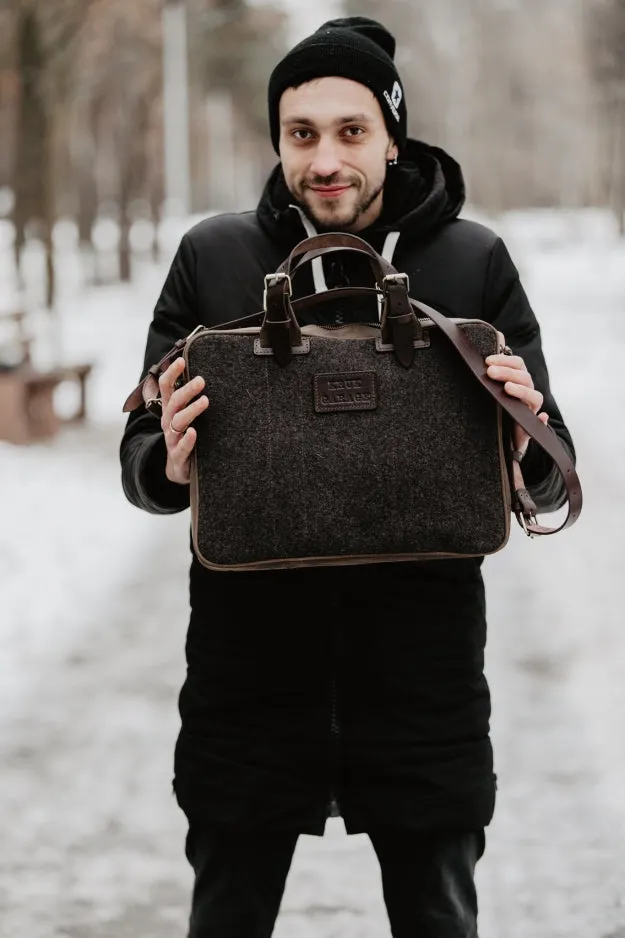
[487,364,533,387]
[168,376,206,418]
[485,354,526,372]
[171,426,197,481]
[164,395,209,438]
[164,425,197,485]
[165,413,187,438]
[159,357,186,409]
[174,425,197,455]
[503,382,544,412]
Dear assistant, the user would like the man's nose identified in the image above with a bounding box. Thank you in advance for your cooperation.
[309,137,342,178]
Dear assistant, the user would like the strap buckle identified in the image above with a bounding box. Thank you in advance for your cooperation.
[145,397,163,417]
[380,272,410,293]
[518,511,538,538]
[263,273,292,310]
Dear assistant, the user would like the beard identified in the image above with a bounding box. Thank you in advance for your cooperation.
[296,173,385,232]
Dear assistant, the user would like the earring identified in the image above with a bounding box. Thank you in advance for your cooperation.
[387,156,398,166]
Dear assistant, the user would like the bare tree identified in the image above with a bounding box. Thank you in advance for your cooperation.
[12,5,50,293]
[3,0,620,287]
[344,0,597,214]
[587,0,625,234]
[187,0,289,210]
[69,0,162,281]
[9,0,97,307]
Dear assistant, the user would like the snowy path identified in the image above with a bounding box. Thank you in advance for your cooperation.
[2,410,624,938]
[1,225,624,937]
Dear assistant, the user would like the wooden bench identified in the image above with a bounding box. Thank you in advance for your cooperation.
[0,362,94,444]
[0,310,93,444]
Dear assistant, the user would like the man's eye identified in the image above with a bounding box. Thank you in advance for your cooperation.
[344,127,365,137]
[292,129,313,140]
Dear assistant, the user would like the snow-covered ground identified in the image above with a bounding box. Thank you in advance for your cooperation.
[0,208,624,938]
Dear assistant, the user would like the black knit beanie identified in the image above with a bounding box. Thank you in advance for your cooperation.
[268,16,407,155]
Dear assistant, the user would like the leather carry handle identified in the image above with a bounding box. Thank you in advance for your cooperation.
[410,297,582,537]
[277,232,397,282]
[261,270,419,367]
[261,268,419,366]
[284,245,396,288]
[264,233,419,366]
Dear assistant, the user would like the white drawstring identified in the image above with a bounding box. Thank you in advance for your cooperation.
[289,205,328,292]
[381,230,401,263]
[289,205,401,322]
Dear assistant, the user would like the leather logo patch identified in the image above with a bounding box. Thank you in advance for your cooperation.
[313,372,378,413]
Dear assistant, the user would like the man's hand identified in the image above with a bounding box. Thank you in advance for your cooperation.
[485,333,549,457]
[159,357,209,485]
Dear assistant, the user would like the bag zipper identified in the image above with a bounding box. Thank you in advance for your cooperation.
[315,317,433,331]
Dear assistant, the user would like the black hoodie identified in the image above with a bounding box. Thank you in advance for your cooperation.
[120,135,573,512]
[119,139,576,836]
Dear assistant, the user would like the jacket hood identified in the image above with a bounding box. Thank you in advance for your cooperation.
[256,138,465,251]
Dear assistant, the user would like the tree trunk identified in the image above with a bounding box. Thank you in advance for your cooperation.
[118,163,132,282]
[163,0,191,216]
[12,8,56,308]
[13,219,25,287]
[43,119,56,310]
[77,168,98,251]
[609,104,625,236]
[150,189,162,263]
[44,219,55,309]
[12,9,45,282]
[76,166,98,286]
[616,112,625,237]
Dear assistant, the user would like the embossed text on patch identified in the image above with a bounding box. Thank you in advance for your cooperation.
[313,372,378,413]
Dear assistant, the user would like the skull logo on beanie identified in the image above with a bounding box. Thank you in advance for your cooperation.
[268,16,407,155]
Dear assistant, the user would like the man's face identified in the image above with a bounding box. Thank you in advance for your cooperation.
[278,77,398,233]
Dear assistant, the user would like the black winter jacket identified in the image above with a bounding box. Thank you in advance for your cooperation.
[120,139,575,836]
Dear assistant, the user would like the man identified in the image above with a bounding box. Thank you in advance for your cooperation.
[120,16,575,938]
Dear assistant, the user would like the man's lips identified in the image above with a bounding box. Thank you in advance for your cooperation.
[308,184,352,199]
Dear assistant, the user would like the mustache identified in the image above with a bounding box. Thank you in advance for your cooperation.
[304,175,358,188]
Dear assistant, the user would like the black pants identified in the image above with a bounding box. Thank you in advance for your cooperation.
[184,824,485,938]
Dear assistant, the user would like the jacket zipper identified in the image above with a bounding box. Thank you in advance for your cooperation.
[327,626,343,818]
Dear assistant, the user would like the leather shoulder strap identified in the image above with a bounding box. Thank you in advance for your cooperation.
[411,298,582,536]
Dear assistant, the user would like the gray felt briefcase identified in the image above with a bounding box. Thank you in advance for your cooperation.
[124,232,582,572]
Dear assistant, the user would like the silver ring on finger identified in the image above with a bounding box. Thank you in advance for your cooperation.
[169,418,185,435]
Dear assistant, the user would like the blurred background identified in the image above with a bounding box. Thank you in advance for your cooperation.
[0,2,624,937]
[0,0,623,311]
